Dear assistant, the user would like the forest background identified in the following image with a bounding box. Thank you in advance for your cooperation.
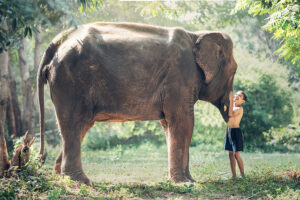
[1,0,299,154]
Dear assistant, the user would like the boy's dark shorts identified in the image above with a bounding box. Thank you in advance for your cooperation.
[224,128,244,152]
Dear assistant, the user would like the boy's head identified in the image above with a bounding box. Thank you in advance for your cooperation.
[234,91,247,106]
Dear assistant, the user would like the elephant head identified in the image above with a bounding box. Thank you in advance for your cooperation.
[193,32,237,122]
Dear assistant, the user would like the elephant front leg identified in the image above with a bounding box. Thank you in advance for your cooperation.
[161,115,194,183]
[184,155,195,182]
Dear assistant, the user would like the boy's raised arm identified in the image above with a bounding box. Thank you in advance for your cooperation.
[228,91,234,117]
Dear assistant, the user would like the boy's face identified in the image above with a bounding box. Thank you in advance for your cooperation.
[234,92,245,106]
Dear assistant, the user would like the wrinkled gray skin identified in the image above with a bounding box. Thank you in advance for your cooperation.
[37,22,237,185]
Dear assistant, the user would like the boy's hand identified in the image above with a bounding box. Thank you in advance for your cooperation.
[229,91,233,102]
[228,91,234,117]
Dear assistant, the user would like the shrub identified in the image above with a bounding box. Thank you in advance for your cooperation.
[191,124,225,148]
[192,101,226,149]
[82,121,165,150]
[82,131,120,150]
[263,124,300,152]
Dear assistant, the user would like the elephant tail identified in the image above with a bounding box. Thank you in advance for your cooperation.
[37,28,74,157]
[37,42,59,157]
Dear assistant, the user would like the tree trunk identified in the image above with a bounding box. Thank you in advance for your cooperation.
[34,25,42,70]
[0,23,11,175]
[18,39,36,135]
[32,25,42,114]
[7,51,23,137]
[6,88,16,138]
[6,53,16,137]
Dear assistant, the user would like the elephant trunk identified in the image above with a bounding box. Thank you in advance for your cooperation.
[218,75,234,123]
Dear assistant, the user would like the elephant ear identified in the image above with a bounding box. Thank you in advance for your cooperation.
[193,32,226,84]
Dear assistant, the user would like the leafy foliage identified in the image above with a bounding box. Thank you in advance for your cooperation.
[0,0,101,52]
[192,101,226,149]
[82,121,164,150]
[235,0,300,64]
[263,124,300,151]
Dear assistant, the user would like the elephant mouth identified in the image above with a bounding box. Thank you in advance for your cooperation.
[214,100,229,123]
[221,106,229,122]
[221,95,231,123]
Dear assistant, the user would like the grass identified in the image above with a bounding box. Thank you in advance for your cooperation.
[1,142,299,199]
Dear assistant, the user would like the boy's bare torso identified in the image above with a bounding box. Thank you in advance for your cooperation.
[227,106,243,128]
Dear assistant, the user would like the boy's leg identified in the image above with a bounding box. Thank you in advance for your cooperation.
[234,151,245,177]
[228,151,236,178]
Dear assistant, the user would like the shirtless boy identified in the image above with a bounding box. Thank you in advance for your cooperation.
[225,91,247,179]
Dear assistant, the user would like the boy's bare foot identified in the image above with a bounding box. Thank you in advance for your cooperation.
[231,176,237,179]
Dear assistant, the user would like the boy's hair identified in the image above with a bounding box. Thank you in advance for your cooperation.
[238,90,247,102]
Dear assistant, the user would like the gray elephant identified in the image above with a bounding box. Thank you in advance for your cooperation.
[37,22,237,185]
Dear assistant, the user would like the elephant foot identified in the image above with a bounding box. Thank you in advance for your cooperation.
[169,171,190,183]
[170,175,190,183]
[170,168,196,183]
[170,175,196,183]
[62,170,91,185]
[185,170,195,182]
[186,175,195,182]
[53,163,61,174]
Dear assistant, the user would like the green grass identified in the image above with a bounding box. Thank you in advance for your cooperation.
[1,143,300,199]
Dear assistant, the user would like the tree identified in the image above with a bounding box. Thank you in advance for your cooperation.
[34,25,42,70]
[0,0,102,175]
[234,0,300,65]
[0,0,102,137]
[18,39,35,134]
[0,20,10,176]
[6,51,21,137]
[0,0,102,52]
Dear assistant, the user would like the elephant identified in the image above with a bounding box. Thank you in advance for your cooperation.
[37,22,237,185]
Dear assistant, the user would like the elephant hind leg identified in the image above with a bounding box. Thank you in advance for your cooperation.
[55,108,94,185]
[60,122,94,185]
[53,121,94,176]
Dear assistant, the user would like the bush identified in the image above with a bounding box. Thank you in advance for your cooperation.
[82,131,120,150]
[234,74,294,148]
[192,101,226,150]
[263,124,300,152]
[191,124,225,148]
[82,121,165,150]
